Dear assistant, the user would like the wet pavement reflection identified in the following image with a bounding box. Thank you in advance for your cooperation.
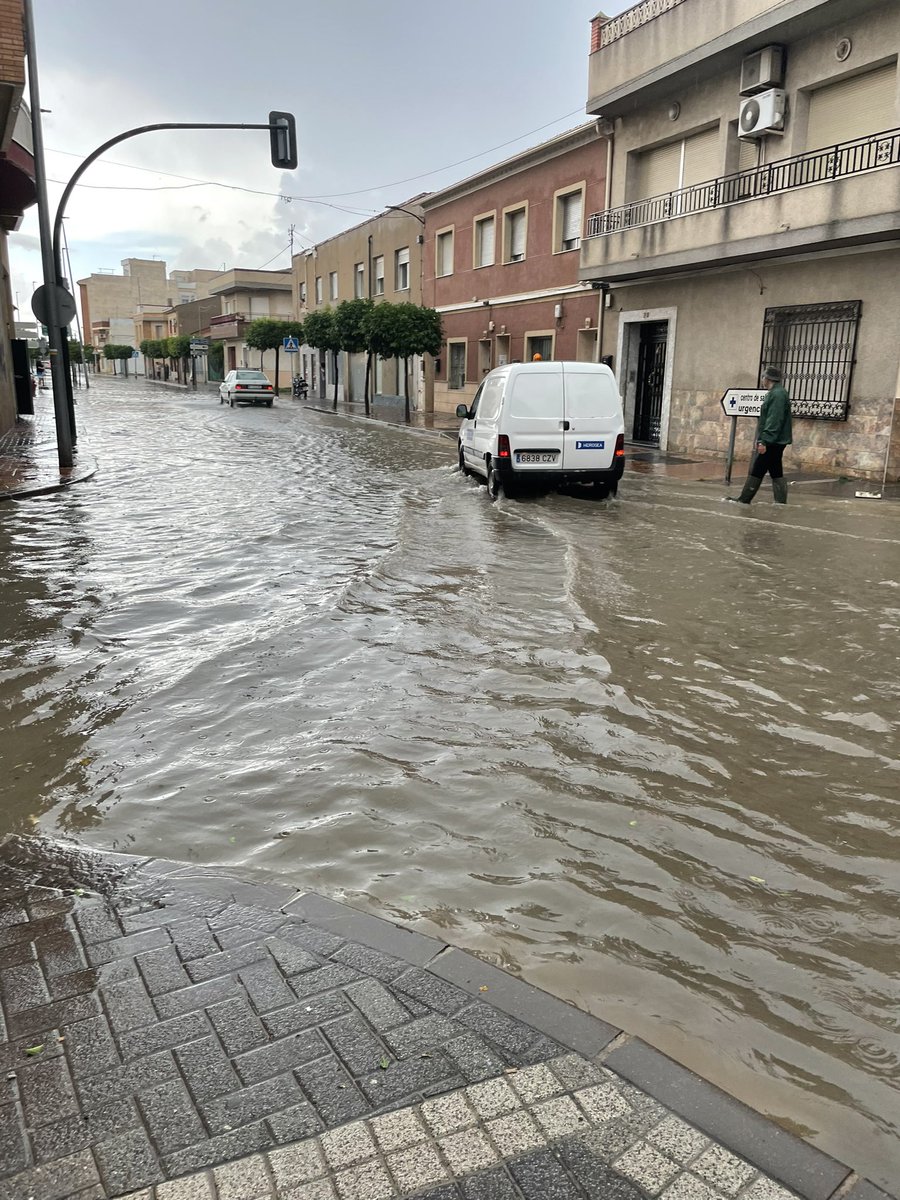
[1,377,898,1189]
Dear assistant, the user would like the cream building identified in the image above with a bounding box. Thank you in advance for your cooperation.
[207,268,294,384]
[292,201,427,405]
[581,0,900,480]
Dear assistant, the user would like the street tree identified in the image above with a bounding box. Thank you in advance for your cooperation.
[166,335,192,385]
[334,299,372,412]
[393,303,443,420]
[103,344,135,376]
[303,308,342,408]
[245,318,303,396]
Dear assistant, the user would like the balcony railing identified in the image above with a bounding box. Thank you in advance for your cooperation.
[591,0,688,51]
[587,127,900,238]
[209,312,246,326]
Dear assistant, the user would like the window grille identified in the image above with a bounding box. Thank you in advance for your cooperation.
[759,301,861,420]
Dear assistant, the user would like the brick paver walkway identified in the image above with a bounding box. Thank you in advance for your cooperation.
[0,836,883,1200]
[0,396,94,501]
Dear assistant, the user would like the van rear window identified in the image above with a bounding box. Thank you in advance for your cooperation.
[509,374,564,418]
[564,372,621,418]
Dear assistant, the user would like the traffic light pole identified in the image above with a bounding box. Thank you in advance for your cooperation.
[49,114,297,454]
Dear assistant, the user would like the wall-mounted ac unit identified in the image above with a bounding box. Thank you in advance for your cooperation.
[740,45,784,96]
[739,88,786,138]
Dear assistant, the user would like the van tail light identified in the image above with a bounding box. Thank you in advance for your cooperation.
[498,435,511,459]
[614,434,625,458]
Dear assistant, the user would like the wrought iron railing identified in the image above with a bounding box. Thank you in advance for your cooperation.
[591,0,688,50]
[586,127,900,237]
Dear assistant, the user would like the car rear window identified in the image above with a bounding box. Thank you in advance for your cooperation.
[237,371,268,380]
[564,372,621,419]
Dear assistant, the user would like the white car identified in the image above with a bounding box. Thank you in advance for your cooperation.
[219,369,275,407]
[456,361,625,499]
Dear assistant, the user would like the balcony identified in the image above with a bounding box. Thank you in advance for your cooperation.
[208,312,247,341]
[587,0,884,119]
[581,128,900,282]
[0,102,36,231]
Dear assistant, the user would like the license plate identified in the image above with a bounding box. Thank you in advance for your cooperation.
[576,440,605,450]
[516,452,559,464]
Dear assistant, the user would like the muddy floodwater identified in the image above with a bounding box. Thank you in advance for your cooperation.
[1,378,898,1189]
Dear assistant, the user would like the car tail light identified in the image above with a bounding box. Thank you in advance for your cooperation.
[614,434,625,458]
[265,385,272,390]
[236,384,246,390]
[498,435,511,459]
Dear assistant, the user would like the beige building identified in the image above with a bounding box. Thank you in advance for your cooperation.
[207,268,294,384]
[293,201,427,404]
[78,261,220,373]
[581,0,900,480]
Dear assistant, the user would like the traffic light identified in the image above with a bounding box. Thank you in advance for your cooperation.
[269,111,297,171]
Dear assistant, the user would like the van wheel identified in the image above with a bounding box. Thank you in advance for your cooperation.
[458,446,470,476]
[610,479,618,497]
[486,460,500,500]
[592,483,611,501]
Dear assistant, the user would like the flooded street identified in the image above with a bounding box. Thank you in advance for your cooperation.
[1,377,898,1189]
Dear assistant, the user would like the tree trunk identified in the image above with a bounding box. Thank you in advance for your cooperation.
[274,345,281,397]
[403,356,410,422]
[333,350,339,409]
[364,353,372,415]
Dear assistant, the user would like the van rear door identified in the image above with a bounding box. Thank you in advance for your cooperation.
[561,366,622,471]
[505,364,564,472]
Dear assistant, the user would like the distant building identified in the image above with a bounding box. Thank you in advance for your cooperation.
[0,0,37,431]
[581,0,900,480]
[207,269,294,384]
[421,124,607,414]
[292,201,428,405]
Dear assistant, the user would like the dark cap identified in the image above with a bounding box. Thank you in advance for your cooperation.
[763,367,782,383]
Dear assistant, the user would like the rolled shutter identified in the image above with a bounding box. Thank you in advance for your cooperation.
[509,210,526,259]
[739,137,758,172]
[682,127,721,186]
[807,63,897,150]
[636,141,682,198]
[562,192,583,246]
[477,218,495,266]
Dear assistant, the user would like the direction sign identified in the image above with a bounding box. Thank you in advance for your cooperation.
[190,338,209,353]
[282,336,299,352]
[721,388,767,418]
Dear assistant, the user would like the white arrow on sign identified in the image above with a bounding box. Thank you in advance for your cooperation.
[721,388,767,417]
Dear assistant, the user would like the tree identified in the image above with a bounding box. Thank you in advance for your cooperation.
[303,308,342,408]
[166,335,192,384]
[393,303,443,420]
[103,344,135,376]
[139,338,164,380]
[245,318,304,396]
[334,299,372,412]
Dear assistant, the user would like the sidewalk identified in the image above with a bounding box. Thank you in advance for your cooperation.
[0,395,96,502]
[0,836,891,1200]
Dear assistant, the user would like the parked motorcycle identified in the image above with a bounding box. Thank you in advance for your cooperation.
[292,375,308,399]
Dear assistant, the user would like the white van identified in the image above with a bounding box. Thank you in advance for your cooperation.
[456,361,625,499]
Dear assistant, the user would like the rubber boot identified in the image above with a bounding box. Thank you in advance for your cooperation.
[729,474,763,504]
[772,477,788,504]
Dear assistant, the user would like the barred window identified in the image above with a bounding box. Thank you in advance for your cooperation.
[759,301,861,420]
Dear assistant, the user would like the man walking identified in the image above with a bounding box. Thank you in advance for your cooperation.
[731,367,793,504]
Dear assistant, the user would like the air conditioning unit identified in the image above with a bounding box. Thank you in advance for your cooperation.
[740,45,784,95]
[739,88,786,138]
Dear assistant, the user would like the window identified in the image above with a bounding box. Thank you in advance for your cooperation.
[503,206,527,262]
[636,126,720,198]
[395,246,410,291]
[448,341,466,389]
[436,229,454,277]
[299,282,307,304]
[315,276,322,305]
[806,63,896,151]
[479,375,505,421]
[354,262,365,299]
[759,300,862,420]
[329,272,338,301]
[526,334,553,362]
[555,189,583,252]
[474,215,495,268]
[374,255,385,296]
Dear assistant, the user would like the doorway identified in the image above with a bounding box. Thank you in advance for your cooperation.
[633,321,668,443]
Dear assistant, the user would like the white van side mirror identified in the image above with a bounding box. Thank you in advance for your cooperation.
[455,403,470,419]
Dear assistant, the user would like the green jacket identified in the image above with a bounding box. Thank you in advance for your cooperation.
[756,384,792,445]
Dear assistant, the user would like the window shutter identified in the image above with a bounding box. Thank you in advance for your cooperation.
[738,137,758,172]
[682,127,721,187]
[562,193,583,245]
[636,141,682,198]
[477,218,495,266]
[397,247,409,267]
[807,63,897,150]
[509,210,526,259]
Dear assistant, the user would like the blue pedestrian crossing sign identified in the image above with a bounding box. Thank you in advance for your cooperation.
[283,336,300,352]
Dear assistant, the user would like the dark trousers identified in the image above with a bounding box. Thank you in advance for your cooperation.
[750,442,786,480]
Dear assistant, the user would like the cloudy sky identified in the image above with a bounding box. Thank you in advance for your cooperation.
[11,0,632,323]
